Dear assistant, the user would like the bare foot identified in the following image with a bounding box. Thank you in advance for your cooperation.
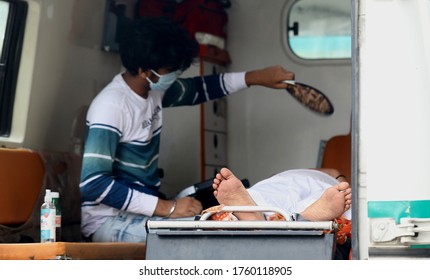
[300,182,352,221]
[212,168,264,220]
[212,168,352,222]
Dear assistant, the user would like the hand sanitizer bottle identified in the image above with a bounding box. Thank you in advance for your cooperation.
[40,189,56,242]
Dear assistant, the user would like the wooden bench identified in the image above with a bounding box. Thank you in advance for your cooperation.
[0,242,146,260]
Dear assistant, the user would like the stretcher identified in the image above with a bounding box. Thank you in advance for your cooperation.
[145,206,337,260]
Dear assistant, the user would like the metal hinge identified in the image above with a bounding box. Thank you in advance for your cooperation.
[371,218,430,245]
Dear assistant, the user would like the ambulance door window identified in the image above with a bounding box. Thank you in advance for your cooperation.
[286,0,351,60]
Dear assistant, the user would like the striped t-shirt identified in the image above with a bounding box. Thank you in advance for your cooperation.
[80,72,247,237]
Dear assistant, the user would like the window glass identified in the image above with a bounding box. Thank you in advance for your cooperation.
[288,0,351,60]
[0,1,9,59]
[0,0,27,137]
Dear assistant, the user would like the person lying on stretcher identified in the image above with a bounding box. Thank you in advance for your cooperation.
[207,167,352,251]
[207,167,352,260]
[209,167,351,222]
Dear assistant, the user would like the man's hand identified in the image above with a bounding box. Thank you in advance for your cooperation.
[155,197,202,218]
[245,65,295,89]
[170,197,203,218]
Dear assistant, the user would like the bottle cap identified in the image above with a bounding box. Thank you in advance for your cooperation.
[44,189,51,202]
[51,192,59,198]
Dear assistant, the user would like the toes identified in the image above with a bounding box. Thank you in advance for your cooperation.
[336,182,350,191]
[220,167,233,179]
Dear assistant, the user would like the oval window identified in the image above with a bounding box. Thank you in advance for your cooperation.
[287,0,351,60]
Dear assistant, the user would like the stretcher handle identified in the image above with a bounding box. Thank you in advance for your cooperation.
[199,205,294,221]
[146,220,334,231]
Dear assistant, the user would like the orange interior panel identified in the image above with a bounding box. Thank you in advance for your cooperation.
[321,132,352,181]
[0,148,45,225]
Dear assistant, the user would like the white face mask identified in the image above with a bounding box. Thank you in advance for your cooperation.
[146,69,181,91]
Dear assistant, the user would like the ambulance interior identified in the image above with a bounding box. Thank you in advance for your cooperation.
[0,0,353,260]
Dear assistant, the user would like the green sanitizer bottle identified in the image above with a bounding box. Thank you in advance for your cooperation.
[51,191,62,241]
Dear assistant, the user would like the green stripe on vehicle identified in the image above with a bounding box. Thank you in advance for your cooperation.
[368,200,430,222]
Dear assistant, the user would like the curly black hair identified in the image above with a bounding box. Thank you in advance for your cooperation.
[119,17,199,75]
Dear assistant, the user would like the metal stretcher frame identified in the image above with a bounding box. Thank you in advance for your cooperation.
[145,206,337,260]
